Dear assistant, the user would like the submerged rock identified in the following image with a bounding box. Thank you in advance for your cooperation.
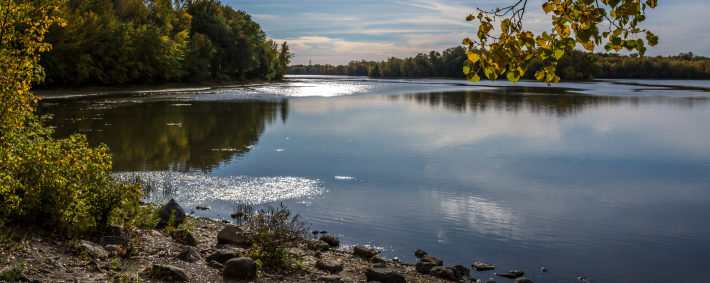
[514,277,534,283]
[497,270,524,278]
[471,262,495,271]
[196,205,211,210]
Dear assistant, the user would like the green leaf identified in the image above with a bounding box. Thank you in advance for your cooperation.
[467,72,481,82]
[463,66,471,74]
[562,38,576,50]
[462,38,472,45]
[506,70,521,84]
[552,48,564,60]
[484,67,499,81]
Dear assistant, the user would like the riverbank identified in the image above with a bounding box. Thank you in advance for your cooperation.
[0,200,537,283]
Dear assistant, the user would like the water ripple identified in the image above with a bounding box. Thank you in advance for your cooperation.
[113,171,323,206]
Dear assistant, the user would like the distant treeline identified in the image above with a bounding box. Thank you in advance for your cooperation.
[39,0,292,88]
[290,48,710,80]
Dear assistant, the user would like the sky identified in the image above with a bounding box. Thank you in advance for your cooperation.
[222,0,710,65]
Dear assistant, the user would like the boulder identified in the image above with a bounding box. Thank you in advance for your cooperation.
[79,240,107,258]
[223,257,257,280]
[461,275,477,283]
[420,255,443,266]
[415,261,437,273]
[318,275,342,282]
[101,236,127,247]
[103,245,118,252]
[429,266,458,281]
[205,249,243,264]
[315,261,344,274]
[471,262,495,271]
[414,249,427,258]
[109,225,124,236]
[453,264,470,278]
[369,255,386,264]
[196,205,211,210]
[320,235,340,247]
[217,225,247,245]
[309,240,330,251]
[177,247,202,263]
[497,270,524,279]
[514,277,534,283]
[157,198,186,228]
[353,246,378,258]
[365,268,406,283]
[169,229,196,246]
[151,264,190,281]
[541,267,548,272]
[207,260,224,270]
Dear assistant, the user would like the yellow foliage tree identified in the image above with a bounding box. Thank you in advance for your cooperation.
[0,0,141,232]
[463,0,659,85]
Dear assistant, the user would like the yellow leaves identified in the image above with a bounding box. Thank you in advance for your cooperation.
[556,24,571,38]
[583,41,595,51]
[646,0,657,9]
[466,51,480,63]
[479,22,493,34]
[613,45,623,52]
[542,2,555,14]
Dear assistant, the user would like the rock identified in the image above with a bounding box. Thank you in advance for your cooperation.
[420,255,443,266]
[541,267,548,272]
[453,264,471,278]
[207,260,224,270]
[369,255,386,264]
[177,247,202,263]
[320,230,328,234]
[79,240,107,258]
[100,236,127,247]
[471,262,495,271]
[104,244,118,252]
[414,249,427,258]
[365,268,406,283]
[231,212,244,219]
[372,262,387,268]
[315,261,344,274]
[157,198,186,228]
[315,251,323,258]
[514,277,534,283]
[205,249,243,264]
[221,219,231,223]
[485,280,497,283]
[223,257,257,280]
[196,205,211,210]
[151,264,191,281]
[169,229,197,246]
[320,235,340,247]
[319,275,342,282]
[415,262,437,273]
[312,230,319,235]
[310,240,331,251]
[217,225,247,245]
[497,270,524,279]
[109,225,124,236]
[460,275,477,283]
[393,257,399,261]
[429,266,458,281]
[353,246,379,258]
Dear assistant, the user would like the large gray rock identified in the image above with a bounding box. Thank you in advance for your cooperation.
[320,235,340,247]
[414,249,427,258]
[169,229,196,246]
[158,199,186,228]
[415,262,437,273]
[100,236,127,247]
[177,247,202,263]
[514,277,534,283]
[205,249,243,264]
[497,270,524,278]
[315,261,344,274]
[471,262,495,271]
[369,255,386,264]
[453,264,470,278]
[151,264,190,281]
[310,240,330,251]
[217,225,247,245]
[420,255,443,266]
[353,246,378,258]
[365,268,406,283]
[79,240,107,258]
[429,266,458,281]
[223,257,257,280]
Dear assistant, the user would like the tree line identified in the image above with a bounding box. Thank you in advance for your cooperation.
[39,0,293,88]
[289,48,710,80]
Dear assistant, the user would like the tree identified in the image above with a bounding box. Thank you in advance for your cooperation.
[462,0,659,85]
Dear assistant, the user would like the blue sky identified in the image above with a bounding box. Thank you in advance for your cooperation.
[223,0,710,65]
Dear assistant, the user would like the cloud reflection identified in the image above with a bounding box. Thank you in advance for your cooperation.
[432,191,520,239]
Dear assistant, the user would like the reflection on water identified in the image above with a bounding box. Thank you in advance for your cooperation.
[434,192,518,240]
[41,98,288,172]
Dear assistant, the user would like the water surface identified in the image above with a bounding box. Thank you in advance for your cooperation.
[39,77,710,283]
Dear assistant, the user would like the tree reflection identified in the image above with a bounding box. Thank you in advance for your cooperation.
[41,99,288,172]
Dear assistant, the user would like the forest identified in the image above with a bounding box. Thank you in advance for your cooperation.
[39,0,293,88]
[290,49,710,80]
